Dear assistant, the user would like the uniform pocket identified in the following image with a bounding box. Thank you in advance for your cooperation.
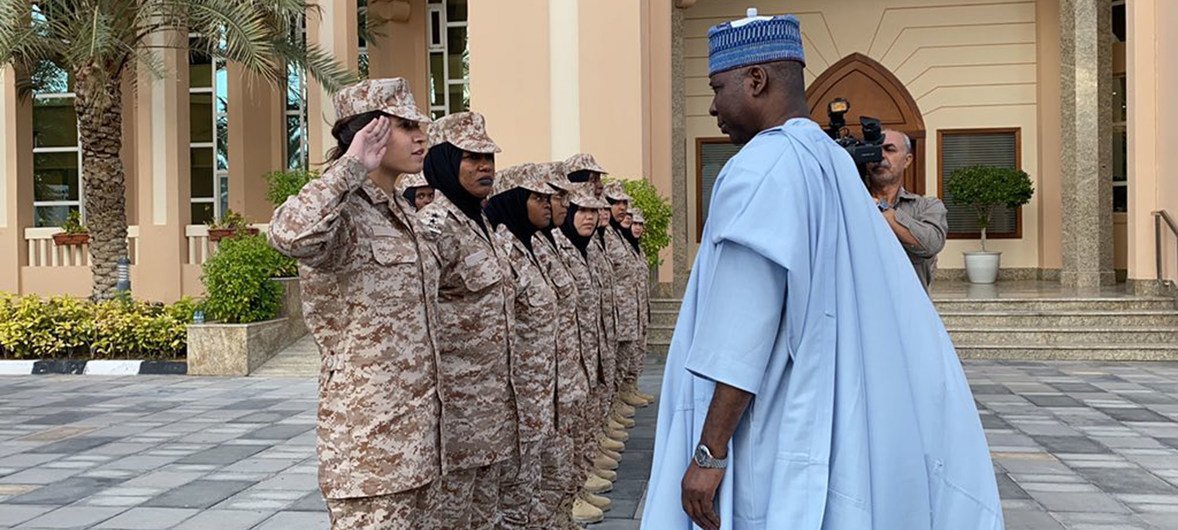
[371,236,418,266]
[458,252,503,292]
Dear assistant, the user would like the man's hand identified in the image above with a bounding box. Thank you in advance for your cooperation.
[681,461,724,530]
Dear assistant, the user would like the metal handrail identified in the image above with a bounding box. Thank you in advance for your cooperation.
[1152,210,1178,282]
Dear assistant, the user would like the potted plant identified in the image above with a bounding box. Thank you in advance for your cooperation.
[944,165,1034,284]
[52,210,90,246]
[206,210,258,243]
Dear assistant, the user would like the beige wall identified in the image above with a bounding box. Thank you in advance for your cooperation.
[368,0,431,101]
[683,0,1044,271]
[228,67,286,223]
[1036,0,1063,271]
[1127,0,1178,283]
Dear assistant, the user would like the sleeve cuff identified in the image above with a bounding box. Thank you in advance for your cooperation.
[685,349,766,395]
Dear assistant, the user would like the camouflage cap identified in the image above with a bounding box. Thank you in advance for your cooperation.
[630,207,646,223]
[428,112,501,153]
[563,153,607,174]
[603,181,633,202]
[332,78,431,123]
[400,172,428,188]
[492,163,552,197]
[537,162,575,192]
[568,183,609,209]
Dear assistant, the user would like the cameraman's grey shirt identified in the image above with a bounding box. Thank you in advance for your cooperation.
[893,189,948,292]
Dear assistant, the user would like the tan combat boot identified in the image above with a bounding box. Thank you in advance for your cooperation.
[601,436,625,452]
[617,402,637,418]
[606,422,630,442]
[572,497,604,524]
[594,453,619,471]
[621,390,648,407]
[594,466,618,482]
[583,490,612,511]
[613,412,636,428]
[599,446,622,462]
[585,472,613,493]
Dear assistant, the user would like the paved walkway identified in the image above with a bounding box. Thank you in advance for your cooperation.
[1,359,1177,529]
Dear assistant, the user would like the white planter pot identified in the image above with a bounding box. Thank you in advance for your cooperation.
[963,251,1002,284]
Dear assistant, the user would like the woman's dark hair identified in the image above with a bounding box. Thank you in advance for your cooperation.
[325,110,393,163]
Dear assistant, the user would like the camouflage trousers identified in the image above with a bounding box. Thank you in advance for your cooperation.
[501,437,574,529]
[435,463,502,530]
[325,480,441,530]
[616,340,641,389]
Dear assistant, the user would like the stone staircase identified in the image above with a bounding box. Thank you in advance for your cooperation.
[646,286,1178,361]
[251,334,319,377]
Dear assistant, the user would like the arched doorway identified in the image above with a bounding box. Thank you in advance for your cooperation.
[805,53,926,195]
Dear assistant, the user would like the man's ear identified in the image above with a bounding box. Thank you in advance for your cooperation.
[745,65,769,97]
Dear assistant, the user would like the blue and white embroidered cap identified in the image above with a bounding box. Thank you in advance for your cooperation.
[707,8,805,76]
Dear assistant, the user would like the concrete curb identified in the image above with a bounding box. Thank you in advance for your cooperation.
[0,359,187,375]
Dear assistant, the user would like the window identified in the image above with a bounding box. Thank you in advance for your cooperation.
[31,61,82,228]
[358,0,369,79]
[694,138,741,240]
[938,129,1022,239]
[189,35,229,225]
[287,20,309,170]
[428,0,469,119]
[1113,75,1126,212]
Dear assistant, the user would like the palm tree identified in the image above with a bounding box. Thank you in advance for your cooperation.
[0,0,355,299]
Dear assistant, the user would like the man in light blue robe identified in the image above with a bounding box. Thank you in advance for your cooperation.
[641,11,1003,530]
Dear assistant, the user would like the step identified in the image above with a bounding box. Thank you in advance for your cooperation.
[933,297,1175,312]
[650,298,682,313]
[651,309,680,327]
[938,310,1178,328]
[647,340,670,357]
[649,324,676,344]
[954,344,1178,361]
[947,327,1178,346]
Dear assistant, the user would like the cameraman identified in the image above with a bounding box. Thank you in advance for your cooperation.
[866,129,948,292]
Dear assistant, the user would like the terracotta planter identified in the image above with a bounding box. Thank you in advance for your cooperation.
[208,227,259,243]
[52,232,90,246]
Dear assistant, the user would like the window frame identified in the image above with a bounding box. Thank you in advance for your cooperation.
[188,33,229,224]
[694,136,741,242]
[936,127,1024,240]
[31,68,84,227]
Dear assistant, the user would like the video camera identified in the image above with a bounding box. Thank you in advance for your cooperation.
[824,98,884,178]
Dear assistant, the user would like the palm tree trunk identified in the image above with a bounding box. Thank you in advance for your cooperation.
[74,65,128,300]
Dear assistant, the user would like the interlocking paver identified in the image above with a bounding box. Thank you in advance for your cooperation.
[0,360,1176,528]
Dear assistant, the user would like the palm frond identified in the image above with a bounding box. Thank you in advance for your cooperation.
[274,38,355,94]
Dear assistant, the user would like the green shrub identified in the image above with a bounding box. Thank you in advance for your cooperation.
[264,168,318,207]
[944,165,1035,250]
[200,234,283,324]
[616,177,672,268]
[0,294,192,359]
[91,299,187,359]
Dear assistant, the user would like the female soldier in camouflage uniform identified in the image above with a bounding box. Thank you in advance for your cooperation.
[532,164,592,528]
[602,182,646,424]
[626,208,656,405]
[553,184,611,525]
[484,163,558,529]
[419,112,515,530]
[268,78,442,530]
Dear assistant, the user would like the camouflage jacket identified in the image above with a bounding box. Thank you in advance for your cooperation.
[495,226,557,444]
[634,246,651,341]
[604,227,641,342]
[533,232,590,432]
[268,156,441,499]
[589,234,618,379]
[418,194,516,472]
[553,230,602,388]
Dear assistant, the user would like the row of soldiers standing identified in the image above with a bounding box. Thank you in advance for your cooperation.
[269,77,654,529]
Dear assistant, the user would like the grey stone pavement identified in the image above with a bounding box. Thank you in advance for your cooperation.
[1,359,1178,529]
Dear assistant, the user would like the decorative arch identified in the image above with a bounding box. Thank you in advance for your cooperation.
[805,53,926,194]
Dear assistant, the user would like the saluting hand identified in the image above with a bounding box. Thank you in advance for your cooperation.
[682,461,724,530]
[345,116,391,172]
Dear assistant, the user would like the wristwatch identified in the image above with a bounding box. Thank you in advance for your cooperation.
[693,443,728,469]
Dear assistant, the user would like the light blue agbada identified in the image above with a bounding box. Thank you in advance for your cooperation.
[642,118,1003,530]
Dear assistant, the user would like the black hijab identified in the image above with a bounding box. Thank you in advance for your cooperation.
[559,203,593,259]
[485,188,538,254]
[622,221,641,253]
[606,197,641,253]
[401,187,418,205]
[424,142,487,232]
[568,169,594,183]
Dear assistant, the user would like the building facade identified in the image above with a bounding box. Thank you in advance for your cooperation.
[1,0,1175,302]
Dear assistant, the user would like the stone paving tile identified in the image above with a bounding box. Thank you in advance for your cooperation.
[2,362,1178,528]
